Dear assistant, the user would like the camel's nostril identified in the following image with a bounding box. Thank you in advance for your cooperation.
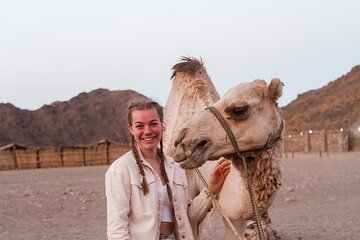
[174,139,179,147]
[197,139,208,148]
[175,128,188,147]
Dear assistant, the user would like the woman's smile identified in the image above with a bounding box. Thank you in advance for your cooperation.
[141,135,158,142]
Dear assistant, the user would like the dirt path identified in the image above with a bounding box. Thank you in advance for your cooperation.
[0,152,359,240]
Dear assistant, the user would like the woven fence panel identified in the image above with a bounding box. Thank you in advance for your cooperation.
[39,148,62,168]
[284,134,307,153]
[349,131,360,151]
[62,147,85,167]
[16,149,37,169]
[309,131,325,153]
[0,150,16,170]
[85,144,107,166]
[108,143,130,164]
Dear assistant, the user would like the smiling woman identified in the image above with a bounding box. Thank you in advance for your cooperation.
[105,99,230,240]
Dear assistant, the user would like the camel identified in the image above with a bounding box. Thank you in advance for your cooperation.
[163,57,284,240]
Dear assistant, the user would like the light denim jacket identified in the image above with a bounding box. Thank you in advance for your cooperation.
[105,150,212,240]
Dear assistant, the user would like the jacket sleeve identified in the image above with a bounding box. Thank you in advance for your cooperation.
[187,188,212,223]
[105,162,131,240]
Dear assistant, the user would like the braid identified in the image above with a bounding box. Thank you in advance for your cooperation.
[159,138,173,202]
[158,138,169,183]
[131,136,149,195]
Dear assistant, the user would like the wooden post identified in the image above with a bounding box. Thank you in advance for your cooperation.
[36,149,41,168]
[60,147,64,167]
[307,132,312,153]
[106,141,110,164]
[12,146,19,169]
[324,129,328,154]
[342,130,347,152]
[83,147,86,166]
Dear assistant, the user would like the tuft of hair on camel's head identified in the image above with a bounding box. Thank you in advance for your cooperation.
[171,56,205,80]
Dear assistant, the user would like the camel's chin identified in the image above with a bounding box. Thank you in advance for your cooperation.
[174,147,210,169]
[178,161,195,169]
[175,157,205,169]
[178,158,204,169]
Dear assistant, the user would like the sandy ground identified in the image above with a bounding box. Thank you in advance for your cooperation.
[0,152,359,240]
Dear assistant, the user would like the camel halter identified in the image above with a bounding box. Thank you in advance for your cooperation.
[204,105,284,240]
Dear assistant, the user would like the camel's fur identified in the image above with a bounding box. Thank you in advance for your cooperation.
[163,57,284,240]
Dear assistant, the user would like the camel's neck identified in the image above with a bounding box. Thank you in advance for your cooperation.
[248,139,283,209]
[214,139,283,220]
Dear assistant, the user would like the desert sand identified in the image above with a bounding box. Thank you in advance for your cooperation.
[0,152,359,240]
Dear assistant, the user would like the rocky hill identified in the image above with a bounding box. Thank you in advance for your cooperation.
[1,65,359,147]
[0,89,149,147]
[282,65,360,133]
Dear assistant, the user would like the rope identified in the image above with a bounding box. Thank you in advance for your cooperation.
[206,106,266,240]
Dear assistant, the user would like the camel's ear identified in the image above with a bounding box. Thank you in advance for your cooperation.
[268,78,283,102]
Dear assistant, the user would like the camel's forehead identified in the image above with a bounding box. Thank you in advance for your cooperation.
[223,80,267,100]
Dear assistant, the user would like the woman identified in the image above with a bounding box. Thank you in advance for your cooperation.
[105,100,230,240]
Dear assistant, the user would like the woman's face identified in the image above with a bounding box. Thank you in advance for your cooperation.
[128,107,163,153]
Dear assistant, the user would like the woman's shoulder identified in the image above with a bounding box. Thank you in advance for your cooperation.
[107,150,136,172]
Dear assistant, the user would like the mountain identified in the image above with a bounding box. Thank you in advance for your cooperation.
[1,65,359,147]
[0,89,149,147]
[282,65,360,132]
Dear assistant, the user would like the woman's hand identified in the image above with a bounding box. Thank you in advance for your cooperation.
[208,157,231,194]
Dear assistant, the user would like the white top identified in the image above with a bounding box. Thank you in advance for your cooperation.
[162,185,174,223]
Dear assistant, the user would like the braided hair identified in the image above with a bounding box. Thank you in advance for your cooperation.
[128,100,169,195]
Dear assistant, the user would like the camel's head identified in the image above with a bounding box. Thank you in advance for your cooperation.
[173,78,284,168]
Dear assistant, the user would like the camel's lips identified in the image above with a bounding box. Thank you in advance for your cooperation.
[174,138,212,169]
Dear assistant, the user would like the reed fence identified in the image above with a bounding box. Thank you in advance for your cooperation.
[0,140,130,171]
[283,128,360,157]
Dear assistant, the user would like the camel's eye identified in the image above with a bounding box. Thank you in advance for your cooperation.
[225,105,250,120]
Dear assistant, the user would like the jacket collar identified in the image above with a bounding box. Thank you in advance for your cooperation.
[135,146,176,187]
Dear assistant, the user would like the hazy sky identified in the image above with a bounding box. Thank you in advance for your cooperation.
[1,0,359,110]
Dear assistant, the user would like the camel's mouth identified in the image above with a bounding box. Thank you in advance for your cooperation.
[174,137,212,169]
[223,150,258,162]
